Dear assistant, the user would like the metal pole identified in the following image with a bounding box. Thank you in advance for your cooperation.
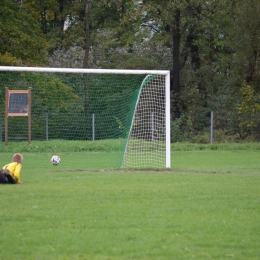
[0,115,2,142]
[92,113,95,141]
[5,87,8,145]
[151,112,154,141]
[46,113,49,141]
[210,111,214,144]
[165,72,171,168]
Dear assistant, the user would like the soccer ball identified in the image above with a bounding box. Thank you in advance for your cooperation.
[50,155,61,166]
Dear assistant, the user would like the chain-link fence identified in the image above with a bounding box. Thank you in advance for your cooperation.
[171,110,260,143]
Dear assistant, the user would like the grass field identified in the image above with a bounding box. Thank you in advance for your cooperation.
[0,142,260,259]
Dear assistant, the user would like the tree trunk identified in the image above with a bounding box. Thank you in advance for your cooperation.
[83,0,90,68]
[171,8,181,119]
[83,0,91,139]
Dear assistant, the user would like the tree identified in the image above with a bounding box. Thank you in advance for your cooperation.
[230,0,260,138]
[2,0,260,141]
[0,0,47,66]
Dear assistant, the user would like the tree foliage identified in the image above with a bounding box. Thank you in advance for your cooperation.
[1,0,260,141]
[0,0,47,66]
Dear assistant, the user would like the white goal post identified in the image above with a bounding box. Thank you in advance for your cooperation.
[0,66,171,169]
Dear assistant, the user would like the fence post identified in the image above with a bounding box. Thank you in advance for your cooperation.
[45,113,49,141]
[210,111,214,144]
[151,112,154,141]
[0,115,2,142]
[92,113,95,141]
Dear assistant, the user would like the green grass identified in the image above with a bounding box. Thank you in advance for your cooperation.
[171,150,260,173]
[2,140,260,171]
[0,142,260,259]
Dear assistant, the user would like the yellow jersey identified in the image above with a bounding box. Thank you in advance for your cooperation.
[2,162,22,183]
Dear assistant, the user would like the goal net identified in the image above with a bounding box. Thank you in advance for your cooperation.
[0,66,170,170]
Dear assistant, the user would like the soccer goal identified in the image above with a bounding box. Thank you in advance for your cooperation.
[0,66,170,170]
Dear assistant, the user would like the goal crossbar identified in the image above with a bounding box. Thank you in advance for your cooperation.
[0,66,169,75]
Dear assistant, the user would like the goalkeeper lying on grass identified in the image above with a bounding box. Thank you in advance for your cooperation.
[0,153,23,184]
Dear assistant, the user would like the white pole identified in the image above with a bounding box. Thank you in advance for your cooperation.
[165,72,171,168]
[0,66,169,75]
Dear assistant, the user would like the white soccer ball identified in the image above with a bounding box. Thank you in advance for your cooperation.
[50,155,61,166]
